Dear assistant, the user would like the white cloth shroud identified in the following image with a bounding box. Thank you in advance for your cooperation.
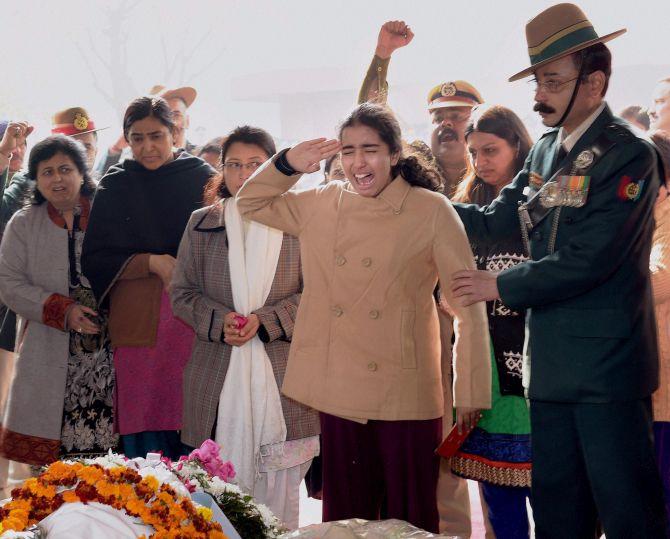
[215,198,286,494]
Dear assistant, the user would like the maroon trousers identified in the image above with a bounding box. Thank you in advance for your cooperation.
[320,412,442,533]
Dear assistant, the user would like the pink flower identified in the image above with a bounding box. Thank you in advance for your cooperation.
[188,439,236,482]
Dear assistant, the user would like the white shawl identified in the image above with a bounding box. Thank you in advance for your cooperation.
[215,198,286,494]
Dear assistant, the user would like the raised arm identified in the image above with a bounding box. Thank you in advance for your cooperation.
[236,138,340,236]
[357,21,414,105]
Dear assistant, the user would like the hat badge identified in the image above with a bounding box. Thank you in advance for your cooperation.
[73,113,89,131]
[574,150,594,170]
[441,82,457,97]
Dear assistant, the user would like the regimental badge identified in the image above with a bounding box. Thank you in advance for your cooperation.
[617,176,645,201]
[73,113,89,131]
[574,150,594,170]
[441,82,457,97]
[540,175,591,208]
[529,171,544,189]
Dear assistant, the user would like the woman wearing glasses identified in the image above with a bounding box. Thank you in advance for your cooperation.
[82,96,213,459]
[170,126,319,529]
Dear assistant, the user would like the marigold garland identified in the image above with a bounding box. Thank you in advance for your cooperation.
[0,461,227,538]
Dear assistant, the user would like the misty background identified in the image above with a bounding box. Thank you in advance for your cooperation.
[3,0,669,168]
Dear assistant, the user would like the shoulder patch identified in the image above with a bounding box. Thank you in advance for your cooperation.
[617,176,645,202]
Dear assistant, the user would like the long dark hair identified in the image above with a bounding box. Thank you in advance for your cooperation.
[338,103,443,192]
[28,135,96,205]
[203,126,276,205]
[453,104,532,205]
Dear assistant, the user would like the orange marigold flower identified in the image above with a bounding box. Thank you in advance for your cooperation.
[1,516,25,531]
[8,508,29,522]
[62,490,81,504]
[23,478,38,491]
[77,466,105,485]
[42,461,76,484]
[140,475,159,492]
[125,498,146,517]
[33,483,57,499]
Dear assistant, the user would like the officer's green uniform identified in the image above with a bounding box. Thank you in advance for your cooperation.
[456,103,667,537]
[454,3,667,536]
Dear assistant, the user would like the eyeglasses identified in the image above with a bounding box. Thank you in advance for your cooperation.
[222,162,263,173]
[432,111,471,125]
[528,77,579,94]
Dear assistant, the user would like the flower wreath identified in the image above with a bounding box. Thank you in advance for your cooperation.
[0,460,226,538]
[0,440,285,538]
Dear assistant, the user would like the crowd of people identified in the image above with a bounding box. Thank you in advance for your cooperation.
[1,2,670,538]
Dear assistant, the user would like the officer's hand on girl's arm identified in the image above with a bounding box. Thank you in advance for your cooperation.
[375,20,414,59]
[286,138,341,174]
[451,270,501,307]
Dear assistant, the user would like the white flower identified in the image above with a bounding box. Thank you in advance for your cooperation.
[84,450,128,470]
[255,502,278,527]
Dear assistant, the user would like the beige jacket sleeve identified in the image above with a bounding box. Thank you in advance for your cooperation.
[432,196,492,410]
[236,157,319,237]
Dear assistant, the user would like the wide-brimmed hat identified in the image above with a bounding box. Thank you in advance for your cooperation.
[427,80,483,110]
[149,84,197,108]
[51,107,108,136]
[509,3,626,82]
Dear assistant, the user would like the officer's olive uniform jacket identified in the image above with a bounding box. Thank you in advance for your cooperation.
[454,105,661,403]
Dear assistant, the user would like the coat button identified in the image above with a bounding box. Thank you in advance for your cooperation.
[532,230,543,240]
[332,306,343,317]
[362,257,372,267]
[336,255,347,266]
[369,309,380,319]
[367,361,378,372]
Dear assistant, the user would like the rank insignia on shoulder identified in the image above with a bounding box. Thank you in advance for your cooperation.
[617,176,645,201]
[529,172,544,188]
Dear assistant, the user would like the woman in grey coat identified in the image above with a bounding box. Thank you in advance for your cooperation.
[171,126,319,529]
[0,135,117,466]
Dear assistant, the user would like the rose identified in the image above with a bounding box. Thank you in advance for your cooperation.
[188,440,236,482]
[233,315,248,329]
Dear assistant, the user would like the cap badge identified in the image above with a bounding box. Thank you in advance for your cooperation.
[440,82,457,97]
[73,113,89,131]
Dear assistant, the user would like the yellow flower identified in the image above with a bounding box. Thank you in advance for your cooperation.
[197,506,213,521]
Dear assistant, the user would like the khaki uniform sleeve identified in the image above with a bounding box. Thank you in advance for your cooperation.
[357,54,390,105]
[432,197,492,410]
[651,216,670,305]
[236,156,319,237]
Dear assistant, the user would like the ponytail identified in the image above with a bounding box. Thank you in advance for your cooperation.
[393,154,443,192]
